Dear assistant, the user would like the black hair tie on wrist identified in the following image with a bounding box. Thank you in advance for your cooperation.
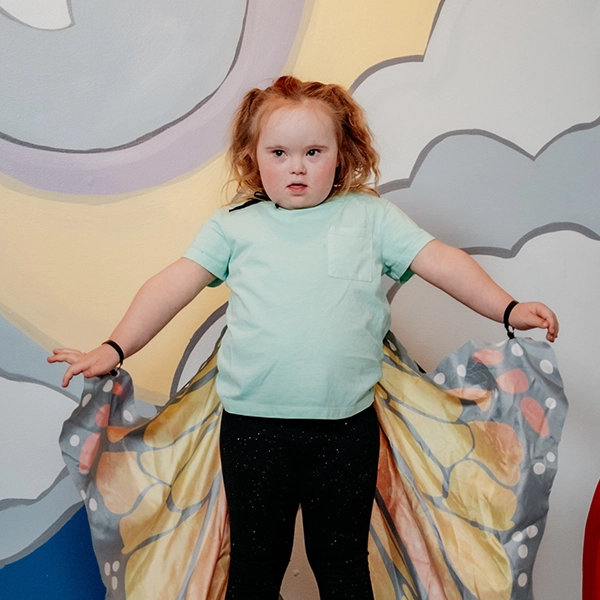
[503,300,519,339]
[103,339,124,375]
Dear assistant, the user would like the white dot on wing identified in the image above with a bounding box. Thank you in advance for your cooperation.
[512,531,524,542]
[527,525,539,538]
[433,373,446,385]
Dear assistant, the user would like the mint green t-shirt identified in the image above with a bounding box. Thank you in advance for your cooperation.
[183,193,434,419]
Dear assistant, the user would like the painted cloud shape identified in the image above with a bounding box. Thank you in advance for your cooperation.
[353,0,600,186]
[0,0,72,30]
[384,120,600,250]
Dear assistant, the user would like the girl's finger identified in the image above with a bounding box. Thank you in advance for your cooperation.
[62,360,88,387]
[48,350,86,365]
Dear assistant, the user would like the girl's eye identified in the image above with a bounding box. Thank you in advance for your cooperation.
[307,149,320,157]
[273,150,284,157]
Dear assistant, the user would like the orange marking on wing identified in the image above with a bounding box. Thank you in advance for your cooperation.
[472,349,504,366]
[95,403,110,428]
[107,425,136,443]
[496,369,529,394]
[520,397,550,436]
[96,451,157,516]
[79,432,101,474]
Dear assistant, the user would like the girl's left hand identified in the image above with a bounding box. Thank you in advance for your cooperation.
[509,302,559,343]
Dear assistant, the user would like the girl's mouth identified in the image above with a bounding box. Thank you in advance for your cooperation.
[288,183,307,191]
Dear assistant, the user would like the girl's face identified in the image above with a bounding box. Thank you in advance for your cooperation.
[255,101,338,210]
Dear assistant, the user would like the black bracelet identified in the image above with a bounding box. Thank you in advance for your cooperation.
[102,339,125,372]
[503,300,519,339]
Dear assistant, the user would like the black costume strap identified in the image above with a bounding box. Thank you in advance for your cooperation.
[229,198,262,212]
[229,191,272,212]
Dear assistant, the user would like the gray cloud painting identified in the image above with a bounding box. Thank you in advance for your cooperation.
[383,121,600,252]
[354,0,600,186]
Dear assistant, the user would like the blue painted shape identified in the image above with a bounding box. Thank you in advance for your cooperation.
[0,313,81,400]
[0,507,105,600]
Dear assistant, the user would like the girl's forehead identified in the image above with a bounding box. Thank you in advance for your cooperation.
[259,100,335,129]
[258,101,336,138]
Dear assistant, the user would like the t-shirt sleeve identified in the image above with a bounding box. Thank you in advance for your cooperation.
[183,212,231,287]
[380,201,434,284]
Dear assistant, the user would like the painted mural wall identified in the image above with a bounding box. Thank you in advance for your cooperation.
[1,0,598,598]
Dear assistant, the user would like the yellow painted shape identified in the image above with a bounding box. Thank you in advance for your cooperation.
[430,504,512,600]
[401,408,473,467]
[288,0,442,87]
[381,361,464,421]
[470,421,524,487]
[444,460,517,531]
[0,155,232,401]
[96,450,158,515]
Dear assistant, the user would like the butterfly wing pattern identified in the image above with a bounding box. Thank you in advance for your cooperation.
[60,333,567,599]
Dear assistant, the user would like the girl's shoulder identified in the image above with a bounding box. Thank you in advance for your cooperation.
[334,191,393,216]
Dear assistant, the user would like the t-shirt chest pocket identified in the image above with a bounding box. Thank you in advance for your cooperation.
[327,226,373,282]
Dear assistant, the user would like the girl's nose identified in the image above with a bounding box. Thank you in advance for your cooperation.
[290,157,306,174]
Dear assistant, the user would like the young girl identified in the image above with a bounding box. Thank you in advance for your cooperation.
[50,76,558,599]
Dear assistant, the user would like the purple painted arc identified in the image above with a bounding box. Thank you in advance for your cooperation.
[0,0,306,197]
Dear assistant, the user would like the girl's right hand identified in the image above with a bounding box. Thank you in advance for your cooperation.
[47,344,121,388]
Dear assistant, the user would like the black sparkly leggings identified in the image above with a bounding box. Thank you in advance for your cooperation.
[219,404,380,600]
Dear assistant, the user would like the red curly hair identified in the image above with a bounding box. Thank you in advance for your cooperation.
[228,76,380,201]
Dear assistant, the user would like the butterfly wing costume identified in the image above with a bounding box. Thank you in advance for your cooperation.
[60,332,567,599]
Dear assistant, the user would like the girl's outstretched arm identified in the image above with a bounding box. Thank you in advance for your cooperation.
[409,240,559,342]
[48,258,216,387]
